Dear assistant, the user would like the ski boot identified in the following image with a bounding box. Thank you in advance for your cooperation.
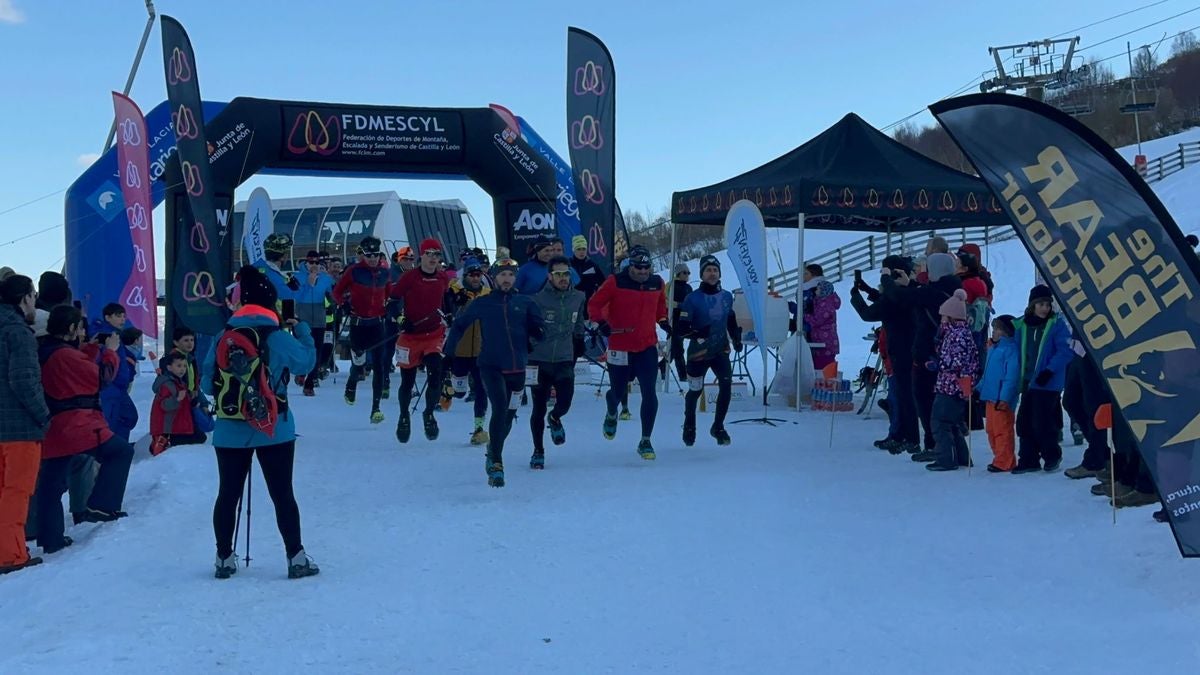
[214,553,238,580]
[396,413,411,444]
[710,426,731,446]
[619,407,632,421]
[548,414,566,445]
[370,409,385,424]
[287,549,320,579]
[344,388,356,406]
[303,387,316,397]
[682,425,696,447]
[602,412,618,440]
[423,410,439,440]
[530,451,545,470]
[637,438,656,460]
[487,461,506,487]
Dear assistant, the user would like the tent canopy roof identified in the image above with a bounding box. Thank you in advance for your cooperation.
[671,113,1010,232]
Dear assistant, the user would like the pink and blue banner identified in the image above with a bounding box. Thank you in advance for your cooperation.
[111,92,158,338]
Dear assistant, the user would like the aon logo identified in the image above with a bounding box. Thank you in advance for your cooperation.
[514,210,555,231]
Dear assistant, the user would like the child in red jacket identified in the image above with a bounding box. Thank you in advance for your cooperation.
[150,353,207,454]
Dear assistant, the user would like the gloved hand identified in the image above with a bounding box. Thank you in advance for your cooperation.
[1034,369,1053,386]
[995,401,1010,412]
[925,358,939,372]
[658,320,672,337]
[596,321,612,337]
[733,338,743,353]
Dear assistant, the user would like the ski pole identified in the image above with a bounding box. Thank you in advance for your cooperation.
[243,457,253,567]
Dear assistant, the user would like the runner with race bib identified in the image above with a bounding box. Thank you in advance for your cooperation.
[586,245,669,460]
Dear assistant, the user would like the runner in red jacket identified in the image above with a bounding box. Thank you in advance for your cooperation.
[34,305,133,554]
[389,237,452,443]
[332,236,392,423]
[587,245,668,459]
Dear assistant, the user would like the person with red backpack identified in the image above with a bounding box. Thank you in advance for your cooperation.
[201,265,318,580]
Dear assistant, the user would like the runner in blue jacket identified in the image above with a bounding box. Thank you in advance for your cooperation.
[444,259,544,487]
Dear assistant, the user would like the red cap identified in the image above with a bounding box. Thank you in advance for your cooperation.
[959,243,982,260]
[420,238,442,254]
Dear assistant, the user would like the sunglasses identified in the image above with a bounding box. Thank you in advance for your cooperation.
[631,263,652,270]
[423,250,443,257]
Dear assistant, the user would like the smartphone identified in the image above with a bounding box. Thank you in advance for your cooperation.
[854,270,863,287]
[281,299,296,322]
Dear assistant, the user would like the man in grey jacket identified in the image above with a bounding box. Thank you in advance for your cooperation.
[0,275,50,574]
[527,257,586,469]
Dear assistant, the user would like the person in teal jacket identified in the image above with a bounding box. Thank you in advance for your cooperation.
[201,265,318,581]
[1011,285,1074,474]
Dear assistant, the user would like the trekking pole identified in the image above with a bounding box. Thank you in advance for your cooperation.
[232,491,243,560]
[1094,403,1116,525]
[243,457,253,567]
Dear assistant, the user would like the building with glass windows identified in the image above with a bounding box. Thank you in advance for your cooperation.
[232,191,484,270]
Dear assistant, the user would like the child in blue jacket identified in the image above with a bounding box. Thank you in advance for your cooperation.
[101,326,144,442]
[978,315,1020,472]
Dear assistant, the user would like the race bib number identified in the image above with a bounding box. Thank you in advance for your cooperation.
[323,331,334,345]
[396,346,412,367]
[508,391,523,410]
[525,365,539,386]
[452,376,469,393]
[607,349,629,367]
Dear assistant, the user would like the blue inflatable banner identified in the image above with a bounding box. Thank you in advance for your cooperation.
[517,118,583,246]
[64,100,225,322]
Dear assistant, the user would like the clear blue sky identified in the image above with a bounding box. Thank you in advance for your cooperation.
[0,0,1195,275]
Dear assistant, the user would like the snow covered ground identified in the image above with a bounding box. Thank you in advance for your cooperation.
[4,362,1200,673]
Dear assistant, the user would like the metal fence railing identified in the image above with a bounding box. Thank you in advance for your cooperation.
[766,226,1018,296]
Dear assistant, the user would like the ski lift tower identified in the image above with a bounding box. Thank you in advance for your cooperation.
[980,37,1081,101]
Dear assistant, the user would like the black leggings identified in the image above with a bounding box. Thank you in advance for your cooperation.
[347,320,388,410]
[450,356,488,419]
[213,442,302,559]
[480,368,526,465]
[684,355,733,429]
[306,328,326,383]
[606,346,659,438]
[398,353,444,416]
[529,361,577,452]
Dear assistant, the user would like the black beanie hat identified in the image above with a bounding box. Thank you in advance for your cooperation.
[238,265,278,310]
[699,255,721,274]
[37,271,71,309]
[1028,284,1053,305]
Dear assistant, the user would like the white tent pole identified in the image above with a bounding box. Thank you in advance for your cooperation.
[664,220,678,394]
[795,212,806,410]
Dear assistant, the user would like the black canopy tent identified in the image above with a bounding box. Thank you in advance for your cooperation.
[669,112,1012,407]
[670,112,1009,232]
